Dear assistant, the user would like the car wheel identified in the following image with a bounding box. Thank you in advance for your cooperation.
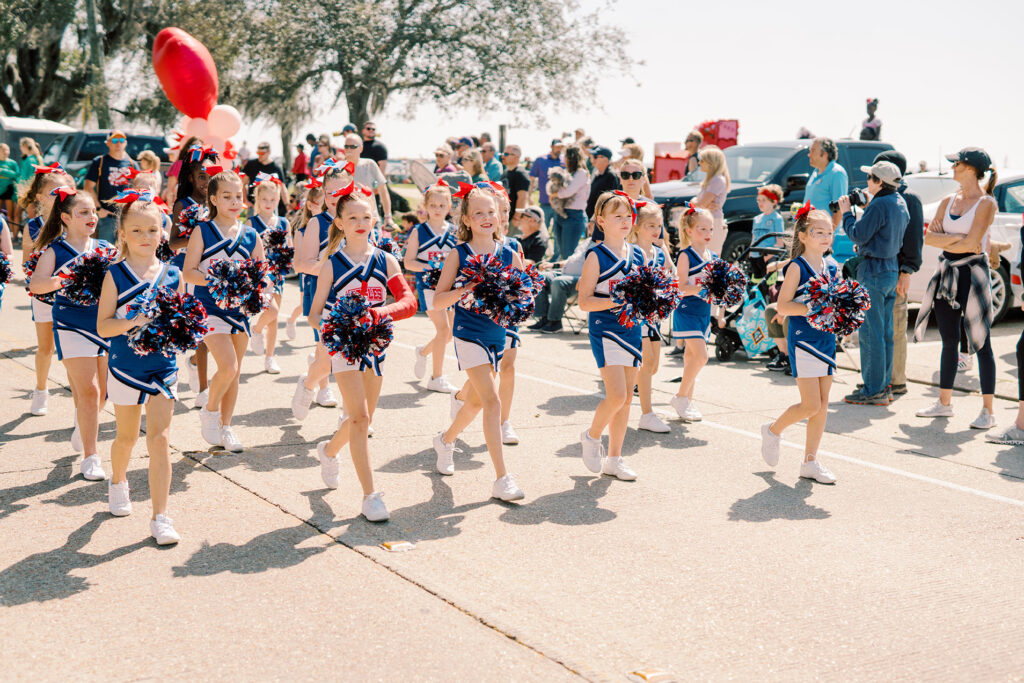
[721,231,750,265]
[991,263,1011,323]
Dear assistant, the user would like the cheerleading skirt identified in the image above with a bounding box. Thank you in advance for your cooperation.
[672,309,711,342]
[588,312,642,369]
[788,318,836,379]
[53,302,108,360]
[504,327,520,351]
[330,351,384,376]
[203,311,250,337]
[31,297,53,324]
[454,336,505,372]
[107,366,178,405]
[644,322,662,343]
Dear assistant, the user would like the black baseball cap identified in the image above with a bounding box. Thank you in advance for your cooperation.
[945,147,992,173]
[588,146,613,159]
[620,137,635,145]
[550,138,565,147]
[873,150,907,176]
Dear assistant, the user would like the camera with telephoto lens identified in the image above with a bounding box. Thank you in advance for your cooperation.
[828,188,867,214]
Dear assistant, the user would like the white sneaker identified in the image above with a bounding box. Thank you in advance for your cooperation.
[80,454,107,481]
[970,407,996,430]
[916,400,953,418]
[316,386,339,407]
[800,459,837,484]
[761,423,781,467]
[986,423,1024,445]
[670,395,701,421]
[108,481,132,516]
[199,408,221,446]
[449,392,465,422]
[638,412,670,433]
[291,375,315,420]
[220,425,243,453]
[361,492,390,522]
[150,514,180,545]
[682,400,702,422]
[249,329,265,355]
[957,352,973,372]
[264,356,281,374]
[491,474,525,501]
[433,432,455,475]
[580,429,604,473]
[501,421,520,445]
[317,441,340,488]
[601,456,637,481]
[426,375,457,393]
[285,319,297,340]
[30,389,49,416]
[186,358,199,393]
[413,345,427,380]
[71,423,83,453]
[194,389,209,411]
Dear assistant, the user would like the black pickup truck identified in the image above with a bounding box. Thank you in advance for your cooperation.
[42,130,171,186]
[652,139,894,264]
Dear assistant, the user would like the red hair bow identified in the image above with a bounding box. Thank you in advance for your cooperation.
[683,202,698,216]
[34,162,65,175]
[431,178,449,189]
[612,190,640,224]
[487,181,509,199]
[153,196,171,214]
[304,177,323,189]
[51,186,77,202]
[205,165,226,176]
[758,187,780,203]
[252,171,284,187]
[189,145,219,163]
[113,189,154,204]
[794,201,814,221]
[125,167,154,181]
[452,182,477,199]
[331,182,373,198]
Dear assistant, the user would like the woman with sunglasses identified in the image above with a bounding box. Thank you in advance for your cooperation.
[83,130,139,243]
[433,145,458,175]
[606,159,653,242]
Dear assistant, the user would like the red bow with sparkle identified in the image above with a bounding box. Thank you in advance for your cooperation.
[487,181,508,199]
[113,189,155,204]
[189,145,219,163]
[34,162,65,175]
[252,172,284,187]
[304,177,322,189]
[316,159,355,177]
[51,186,77,201]
[426,178,450,193]
[683,202,698,217]
[331,182,373,198]
[794,201,814,221]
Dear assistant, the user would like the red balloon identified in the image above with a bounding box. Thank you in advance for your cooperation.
[152,28,218,119]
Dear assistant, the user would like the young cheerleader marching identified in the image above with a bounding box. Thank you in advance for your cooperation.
[431,186,525,500]
[307,184,417,521]
[577,191,643,481]
[633,202,675,433]
[247,172,289,374]
[28,187,111,480]
[760,207,837,484]
[20,163,72,416]
[285,182,324,340]
[182,170,267,452]
[670,206,718,423]
[403,180,458,393]
[96,192,183,543]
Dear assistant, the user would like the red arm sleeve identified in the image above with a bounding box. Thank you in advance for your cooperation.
[374,274,417,322]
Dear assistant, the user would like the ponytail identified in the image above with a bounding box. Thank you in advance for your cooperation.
[35,191,89,252]
[985,167,998,196]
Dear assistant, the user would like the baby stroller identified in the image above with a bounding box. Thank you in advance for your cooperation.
[711,232,789,362]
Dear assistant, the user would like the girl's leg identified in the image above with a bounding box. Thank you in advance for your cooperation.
[205,333,247,424]
[34,323,54,391]
[607,367,640,459]
[639,338,659,414]
[444,378,482,443]
[326,371,373,495]
[333,373,384,450]
[63,357,102,455]
[302,343,332,390]
[110,405,143,484]
[460,365,507,477]
[424,309,452,379]
[193,342,209,392]
[590,366,629,439]
[803,376,833,461]
[769,377,823,436]
[676,339,708,399]
[498,347,517,424]
[263,295,281,357]
[288,304,301,325]
[97,356,108,412]
[144,395,175,517]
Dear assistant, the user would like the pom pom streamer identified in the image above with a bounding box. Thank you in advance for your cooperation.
[177,204,209,240]
[804,272,871,337]
[696,258,747,307]
[611,265,682,328]
[58,247,118,306]
[23,250,55,304]
[262,227,294,285]
[126,287,211,357]
[205,258,271,315]
[374,236,403,259]
[453,254,543,328]
[0,251,11,290]
[420,256,445,290]
[320,292,395,364]
[156,236,175,263]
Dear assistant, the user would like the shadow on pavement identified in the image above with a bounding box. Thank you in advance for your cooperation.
[0,455,78,519]
[992,448,1024,482]
[536,393,602,417]
[728,472,830,523]
[171,522,327,577]
[40,456,200,509]
[377,442,487,474]
[499,475,615,526]
[892,419,977,458]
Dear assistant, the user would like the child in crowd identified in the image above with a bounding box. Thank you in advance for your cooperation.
[247,173,289,374]
[760,207,838,484]
[286,184,324,340]
[751,185,785,278]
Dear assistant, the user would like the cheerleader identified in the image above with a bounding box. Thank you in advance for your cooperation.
[402,180,458,393]
[247,172,289,374]
[285,183,324,340]
[760,207,837,484]
[96,193,182,543]
[576,191,643,481]
[307,184,417,521]
[670,206,718,423]
[431,185,525,501]
[632,202,675,433]
[182,169,267,452]
[19,163,72,416]
[28,187,111,480]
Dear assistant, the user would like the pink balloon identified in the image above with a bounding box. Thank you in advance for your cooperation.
[152,28,219,119]
[207,105,241,139]
[205,136,227,156]
[184,117,208,138]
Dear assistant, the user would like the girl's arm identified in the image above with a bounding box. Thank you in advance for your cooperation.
[510,250,525,270]
[675,251,701,296]
[431,250,472,310]
[940,197,995,254]
[775,263,806,317]
[402,229,424,272]
[660,246,677,281]
[96,271,148,337]
[28,248,61,294]
[577,252,617,312]
[294,218,323,275]
[376,253,418,321]
[0,222,11,257]
[168,199,189,250]
[181,227,209,287]
[251,235,266,262]
[306,259,332,330]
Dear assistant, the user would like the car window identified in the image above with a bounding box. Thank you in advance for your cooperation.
[842,145,887,185]
[723,146,796,184]
[127,137,169,163]
[904,176,959,205]
[1000,181,1024,214]
[43,136,68,165]
[779,151,811,183]
[77,135,108,162]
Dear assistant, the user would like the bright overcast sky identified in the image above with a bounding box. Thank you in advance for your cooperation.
[240,0,1024,172]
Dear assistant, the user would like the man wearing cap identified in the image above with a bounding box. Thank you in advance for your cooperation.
[360,121,388,175]
[84,130,139,242]
[242,142,288,214]
[839,160,910,405]
[529,139,565,237]
[454,137,473,166]
[343,134,393,227]
[501,145,530,222]
[514,206,550,264]
[805,137,848,224]
[586,146,621,220]
[481,142,503,182]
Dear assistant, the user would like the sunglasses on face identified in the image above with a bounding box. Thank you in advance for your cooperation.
[258,147,270,152]
[343,144,360,149]
[620,171,644,180]
[109,137,126,144]
[364,127,376,132]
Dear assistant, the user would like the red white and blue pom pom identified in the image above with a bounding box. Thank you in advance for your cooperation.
[374,235,403,259]
[262,227,293,285]
[420,256,446,290]
[206,258,271,315]
[320,292,394,363]
[454,254,541,328]
[23,250,55,304]
[177,204,209,239]
[696,258,747,307]
[58,246,118,306]
[611,265,682,328]
[805,272,871,337]
[156,236,175,263]
[0,251,11,293]
[126,287,211,357]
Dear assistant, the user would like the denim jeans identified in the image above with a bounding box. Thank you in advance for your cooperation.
[95,214,118,243]
[541,204,557,259]
[552,209,586,261]
[534,271,579,322]
[857,266,898,395]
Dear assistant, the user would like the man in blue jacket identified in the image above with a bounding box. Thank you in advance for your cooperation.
[839,160,910,405]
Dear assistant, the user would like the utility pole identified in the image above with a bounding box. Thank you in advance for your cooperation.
[84,0,112,128]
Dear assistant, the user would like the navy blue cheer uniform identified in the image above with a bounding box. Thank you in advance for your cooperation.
[25,217,53,323]
[786,255,839,378]
[194,221,261,336]
[106,262,181,404]
[249,213,289,295]
[322,247,390,375]
[587,242,645,368]
[642,244,671,342]
[452,241,516,371]
[672,246,715,343]
[503,236,523,351]
[300,211,332,341]
[412,221,457,308]
[51,237,113,360]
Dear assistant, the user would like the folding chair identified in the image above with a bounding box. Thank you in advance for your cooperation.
[561,289,587,335]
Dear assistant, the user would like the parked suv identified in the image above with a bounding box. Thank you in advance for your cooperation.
[43,131,170,185]
[652,139,893,264]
